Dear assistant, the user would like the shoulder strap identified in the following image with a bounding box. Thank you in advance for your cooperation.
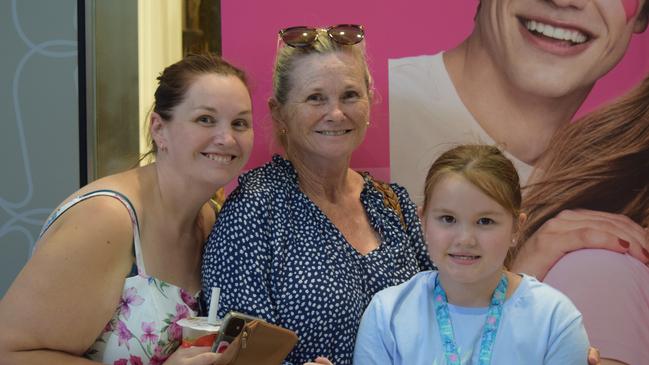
[361,173,407,230]
[39,189,145,273]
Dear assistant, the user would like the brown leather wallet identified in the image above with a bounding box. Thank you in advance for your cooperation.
[228,320,298,365]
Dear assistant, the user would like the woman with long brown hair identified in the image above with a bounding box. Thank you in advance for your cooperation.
[511,74,649,365]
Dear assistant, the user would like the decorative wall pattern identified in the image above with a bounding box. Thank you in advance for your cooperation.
[0,0,79,296]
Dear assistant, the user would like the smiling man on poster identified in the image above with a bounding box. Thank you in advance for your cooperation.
[389,0,649,204]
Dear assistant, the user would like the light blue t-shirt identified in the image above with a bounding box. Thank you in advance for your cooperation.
[353,271,589,365]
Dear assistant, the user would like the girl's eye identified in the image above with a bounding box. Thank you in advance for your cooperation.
[232,119,251,131]
[197,115,215,125]
[439,215,455,224]
[477,217,495,225]
[306,93,326,104]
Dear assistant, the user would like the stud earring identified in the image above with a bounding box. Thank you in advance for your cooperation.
[280,128,288,135]
[366,121,370,126]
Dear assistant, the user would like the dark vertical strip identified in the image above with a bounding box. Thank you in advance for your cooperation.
[77,0,88,187]
[194,0,221,55]
[215,0,222,55]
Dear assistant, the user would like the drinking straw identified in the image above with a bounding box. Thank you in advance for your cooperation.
[207,287,220,325]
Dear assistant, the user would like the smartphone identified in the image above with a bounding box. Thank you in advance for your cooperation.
[211,311,263,353]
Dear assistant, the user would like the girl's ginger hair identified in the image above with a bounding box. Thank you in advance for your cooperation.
[423,145,522,221]
[509,75,649,264]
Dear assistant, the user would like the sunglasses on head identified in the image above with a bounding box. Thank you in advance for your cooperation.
[279,24,365,48]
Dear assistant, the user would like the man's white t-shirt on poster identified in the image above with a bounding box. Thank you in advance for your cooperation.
[388,53,532,205]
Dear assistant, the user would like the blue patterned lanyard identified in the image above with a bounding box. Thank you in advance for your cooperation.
[433,273,508,365]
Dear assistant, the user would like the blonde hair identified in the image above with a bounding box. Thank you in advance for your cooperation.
[271,28,373,149]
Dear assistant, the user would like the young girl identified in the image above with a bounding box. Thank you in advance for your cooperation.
[353,145,589,365]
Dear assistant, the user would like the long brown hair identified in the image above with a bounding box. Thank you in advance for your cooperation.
[513,75,649,260]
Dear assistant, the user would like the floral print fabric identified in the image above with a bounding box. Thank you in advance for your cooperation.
[86,276,199,365]
[40,190,200,365]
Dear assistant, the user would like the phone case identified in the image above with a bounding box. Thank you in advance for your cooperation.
[229,320,298,365]
[213,311,262,352]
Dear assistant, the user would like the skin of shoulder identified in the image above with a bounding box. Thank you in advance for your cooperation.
[0,188,135,360]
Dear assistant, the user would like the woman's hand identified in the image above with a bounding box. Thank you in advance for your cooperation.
[163,347,221,365]
[512,209,649,280]
[304,356,334,365]
[165,338,239,365]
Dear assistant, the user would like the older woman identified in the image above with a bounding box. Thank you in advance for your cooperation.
[201,25,433,365]
[0,54,252,365]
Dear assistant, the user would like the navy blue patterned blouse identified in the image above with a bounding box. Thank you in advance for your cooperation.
[201,155,433,365]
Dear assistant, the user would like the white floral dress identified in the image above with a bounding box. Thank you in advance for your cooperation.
[40,190,200,365]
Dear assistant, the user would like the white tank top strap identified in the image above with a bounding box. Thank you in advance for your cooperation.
[39,189,147,274]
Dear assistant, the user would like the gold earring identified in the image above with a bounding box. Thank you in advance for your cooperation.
[280,128,288,135]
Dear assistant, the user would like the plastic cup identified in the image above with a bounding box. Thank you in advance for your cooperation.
[178,317,221,348]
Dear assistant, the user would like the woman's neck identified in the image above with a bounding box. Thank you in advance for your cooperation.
[288,152,357,203]
[142,163,212,234]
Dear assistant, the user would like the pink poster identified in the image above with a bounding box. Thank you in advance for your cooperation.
[221,0,649,182]
[221,2,649,363]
